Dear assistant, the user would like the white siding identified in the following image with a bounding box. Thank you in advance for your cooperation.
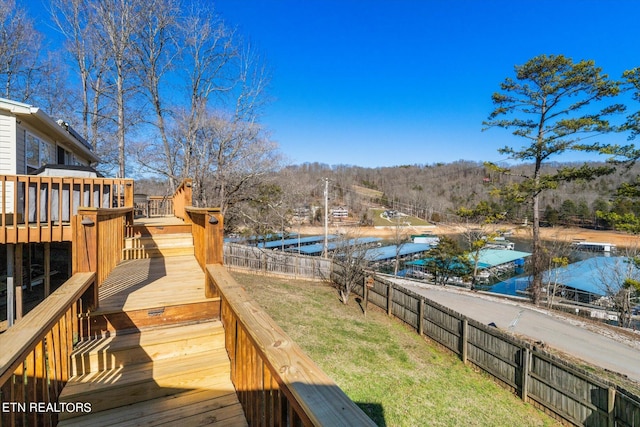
[0,113,16,174]
[0,113,16,213]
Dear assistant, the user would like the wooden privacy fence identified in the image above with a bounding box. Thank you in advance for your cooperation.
[224,242,332,280]
[0,175,133,243]
[332,265,640,427]
[206,264,376,427]
[0,272,96,427]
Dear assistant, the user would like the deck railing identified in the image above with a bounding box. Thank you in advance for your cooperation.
[185,206,224,297]
[72,207,134,297]
[172,179,192,221]
[206,264,375,426]
[0,175,134,244]
[147,196,173,217]
[0,272,96,427]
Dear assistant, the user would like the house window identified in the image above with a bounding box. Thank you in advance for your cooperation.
[26,134,40,168]
[25,133,55,169]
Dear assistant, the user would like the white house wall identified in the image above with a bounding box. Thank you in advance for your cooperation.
[0,113,16,213]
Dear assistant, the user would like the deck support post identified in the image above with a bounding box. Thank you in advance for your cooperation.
[44,242,51,297]
[15,243,23,321]
[6,244,14,327]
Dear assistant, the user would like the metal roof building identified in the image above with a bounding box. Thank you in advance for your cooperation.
[491,256,634,301]
[359,243,433,262]
[407,249,530,270]
[256,235,337,249]
[286,237,383,256]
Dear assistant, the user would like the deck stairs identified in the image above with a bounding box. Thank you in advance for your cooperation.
[57,223,247,426]
[123,232,194,259]
[58,320,246,426]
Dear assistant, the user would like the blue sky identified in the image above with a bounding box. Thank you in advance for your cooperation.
[24,0,640,168]
[212,0,640,167]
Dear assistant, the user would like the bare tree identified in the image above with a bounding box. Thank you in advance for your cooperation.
[91,0,141,178]
[331,229,379,304]
[0,0,71,116]
[132,0,180,189]
[592,249,640,328]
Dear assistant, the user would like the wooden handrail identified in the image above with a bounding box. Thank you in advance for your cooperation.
[206,264,375,426]
[0,174,134,244]
[0,272,96,426]
[172,178,192,221]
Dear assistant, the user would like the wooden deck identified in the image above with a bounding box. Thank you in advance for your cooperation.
[58,254,248,426]
[97,255,207,313]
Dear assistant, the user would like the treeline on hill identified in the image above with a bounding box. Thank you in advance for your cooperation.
[268,160,640,231]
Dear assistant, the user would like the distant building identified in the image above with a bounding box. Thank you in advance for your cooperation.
[331,207,348,218]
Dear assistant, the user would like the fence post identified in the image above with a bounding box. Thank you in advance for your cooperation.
[521,347,530,403]
[461,319,468,364]
[387,282,393,317]
[607,386,616,427]
[363,277,369,317]
[418,298,425,336]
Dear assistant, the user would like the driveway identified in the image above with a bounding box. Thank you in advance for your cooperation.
[387,277,640,383]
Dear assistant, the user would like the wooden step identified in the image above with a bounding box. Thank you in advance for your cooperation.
[71,321,225,376]
[59,327,232,420]
[125,233,194,249]
[123,233,194,260]
[122,245,194,259]
[58,387,247,427]
[89,299,221,336]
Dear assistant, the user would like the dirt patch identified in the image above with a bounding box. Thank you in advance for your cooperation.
[298,223,640,247]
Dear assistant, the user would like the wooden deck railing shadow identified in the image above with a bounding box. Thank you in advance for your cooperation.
[0,175,133,244]
[0,272,96,427]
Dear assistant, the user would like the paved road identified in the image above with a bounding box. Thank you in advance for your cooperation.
[387,277,640,383]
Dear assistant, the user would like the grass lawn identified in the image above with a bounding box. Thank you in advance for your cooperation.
[370,208,432,227]
[231,271,562,427]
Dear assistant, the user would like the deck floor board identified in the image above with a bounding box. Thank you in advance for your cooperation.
[97,255,208,312]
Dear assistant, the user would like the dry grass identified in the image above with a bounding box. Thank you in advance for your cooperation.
[232,271,562,427]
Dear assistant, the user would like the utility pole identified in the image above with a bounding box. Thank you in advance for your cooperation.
[323,178,329,258]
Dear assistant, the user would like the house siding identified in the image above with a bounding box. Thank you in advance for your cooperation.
[0,112,16,174]
[0,112,16,213]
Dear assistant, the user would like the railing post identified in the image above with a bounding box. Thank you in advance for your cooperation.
[124,180,134,207]
[204,208,224,298]
[387,282,393,317]
[73,208,99,308]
